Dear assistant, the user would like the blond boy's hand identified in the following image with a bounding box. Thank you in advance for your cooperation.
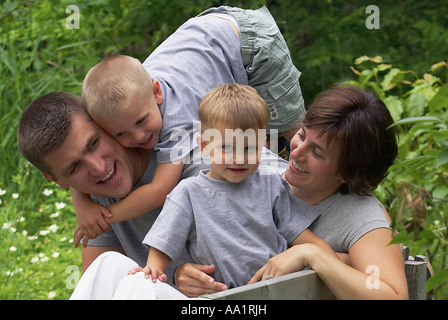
[73,203,112,248]
[128,265,167,283]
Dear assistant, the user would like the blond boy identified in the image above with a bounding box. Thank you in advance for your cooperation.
[129,84,334,288]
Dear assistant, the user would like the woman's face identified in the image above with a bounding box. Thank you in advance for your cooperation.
[285,126,344,202]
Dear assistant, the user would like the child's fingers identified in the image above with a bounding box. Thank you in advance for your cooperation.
[158,273,167,282]
[128,266,144,275]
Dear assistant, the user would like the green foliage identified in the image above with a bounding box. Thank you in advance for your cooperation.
[1,0,448,299]
[347,56,448,298]
[268,0,448,105]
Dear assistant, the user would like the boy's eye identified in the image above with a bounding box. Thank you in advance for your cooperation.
[136,116,147,125]
[246,145,257,152]
[116,132,125,138]
[222,144,233,152]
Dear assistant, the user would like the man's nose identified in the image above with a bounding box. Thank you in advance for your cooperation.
[85,154,105,176]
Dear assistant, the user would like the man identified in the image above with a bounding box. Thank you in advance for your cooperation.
[17,92,206,275]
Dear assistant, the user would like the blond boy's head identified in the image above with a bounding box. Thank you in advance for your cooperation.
[198,84,270,180]
[82,55,153,118]
[198,83,270,133]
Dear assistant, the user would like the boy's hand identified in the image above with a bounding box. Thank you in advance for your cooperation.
[73,203,112,248]
[128,265,167,283]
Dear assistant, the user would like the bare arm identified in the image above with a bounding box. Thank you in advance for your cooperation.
[249,228,408,299]
[290,229,338,258]
[106,162,184,224]
[129,248,171,283]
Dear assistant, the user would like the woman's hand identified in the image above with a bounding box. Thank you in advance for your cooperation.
[247,244,315,284]
[174,263,228,298]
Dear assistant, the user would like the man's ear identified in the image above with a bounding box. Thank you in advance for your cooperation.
[152,80,164,105]
[42,172,68,189]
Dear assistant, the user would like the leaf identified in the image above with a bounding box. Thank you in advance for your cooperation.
[406,91,428,118]
[429,84,448,111]
[389,116,445,128]
[429,61,447,72]
[384,96,403,122]
[381,68,403,91]
[354,55,383,65]
[389,230,413,245]
[426,268,448,293]
[436,149,448,167]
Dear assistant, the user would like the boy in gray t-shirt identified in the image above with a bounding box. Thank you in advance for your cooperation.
[130,84,335,288]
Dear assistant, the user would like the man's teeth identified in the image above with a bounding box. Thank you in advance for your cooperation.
[292,160,308,173]
[101,166,115,183]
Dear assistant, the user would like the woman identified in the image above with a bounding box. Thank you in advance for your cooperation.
[175,84,408,299]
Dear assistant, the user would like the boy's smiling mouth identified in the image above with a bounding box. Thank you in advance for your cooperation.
[138,134,153,148]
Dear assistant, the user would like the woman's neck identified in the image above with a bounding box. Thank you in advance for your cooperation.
[289,184,339,207]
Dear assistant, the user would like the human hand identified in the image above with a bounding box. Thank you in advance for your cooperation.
[174,263,228,298]
[247,244,314,284]
[73,203,112,248]
[128,265,167,283]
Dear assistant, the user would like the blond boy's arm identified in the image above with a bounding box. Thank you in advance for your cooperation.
[128,247,171,283]
[105,161,184,224]
[71,187,112,248]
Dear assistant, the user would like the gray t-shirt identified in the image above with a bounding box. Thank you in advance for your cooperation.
[310,192,391,253]
[143,165,319,288]
[88,148,207,267]
[143,15,248,164]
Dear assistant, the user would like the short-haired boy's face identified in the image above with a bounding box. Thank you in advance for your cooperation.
[43,114,135,199]
[200,125,265,183]
[93,81,163,150]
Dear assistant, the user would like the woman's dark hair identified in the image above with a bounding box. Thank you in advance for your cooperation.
[302,84,398,195]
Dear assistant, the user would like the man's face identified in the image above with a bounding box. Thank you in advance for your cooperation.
[43,114,135,199]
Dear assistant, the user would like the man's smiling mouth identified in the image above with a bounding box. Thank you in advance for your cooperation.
[99,163,117,184]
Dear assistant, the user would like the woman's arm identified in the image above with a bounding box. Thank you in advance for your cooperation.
[249,228,408,299]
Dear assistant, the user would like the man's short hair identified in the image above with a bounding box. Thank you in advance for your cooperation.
[17,92,85,175]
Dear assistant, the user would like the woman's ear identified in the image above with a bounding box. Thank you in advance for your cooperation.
[42,172,68,189]
[337,173,346,184]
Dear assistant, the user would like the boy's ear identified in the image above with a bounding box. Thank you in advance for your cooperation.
[42,172,68,189]
[196,135,208,155]
[152,80,164,105]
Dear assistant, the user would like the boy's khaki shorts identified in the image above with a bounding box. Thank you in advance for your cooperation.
[199,6,305,134]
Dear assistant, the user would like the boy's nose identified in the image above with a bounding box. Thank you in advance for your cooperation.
[234,150,246,164]
[132,131,145,145]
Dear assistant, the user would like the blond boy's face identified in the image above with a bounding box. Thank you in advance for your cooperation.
[93,80,163,150]
[199,125,265,183]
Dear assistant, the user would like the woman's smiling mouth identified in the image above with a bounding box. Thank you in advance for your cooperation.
[291,160,309,174]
